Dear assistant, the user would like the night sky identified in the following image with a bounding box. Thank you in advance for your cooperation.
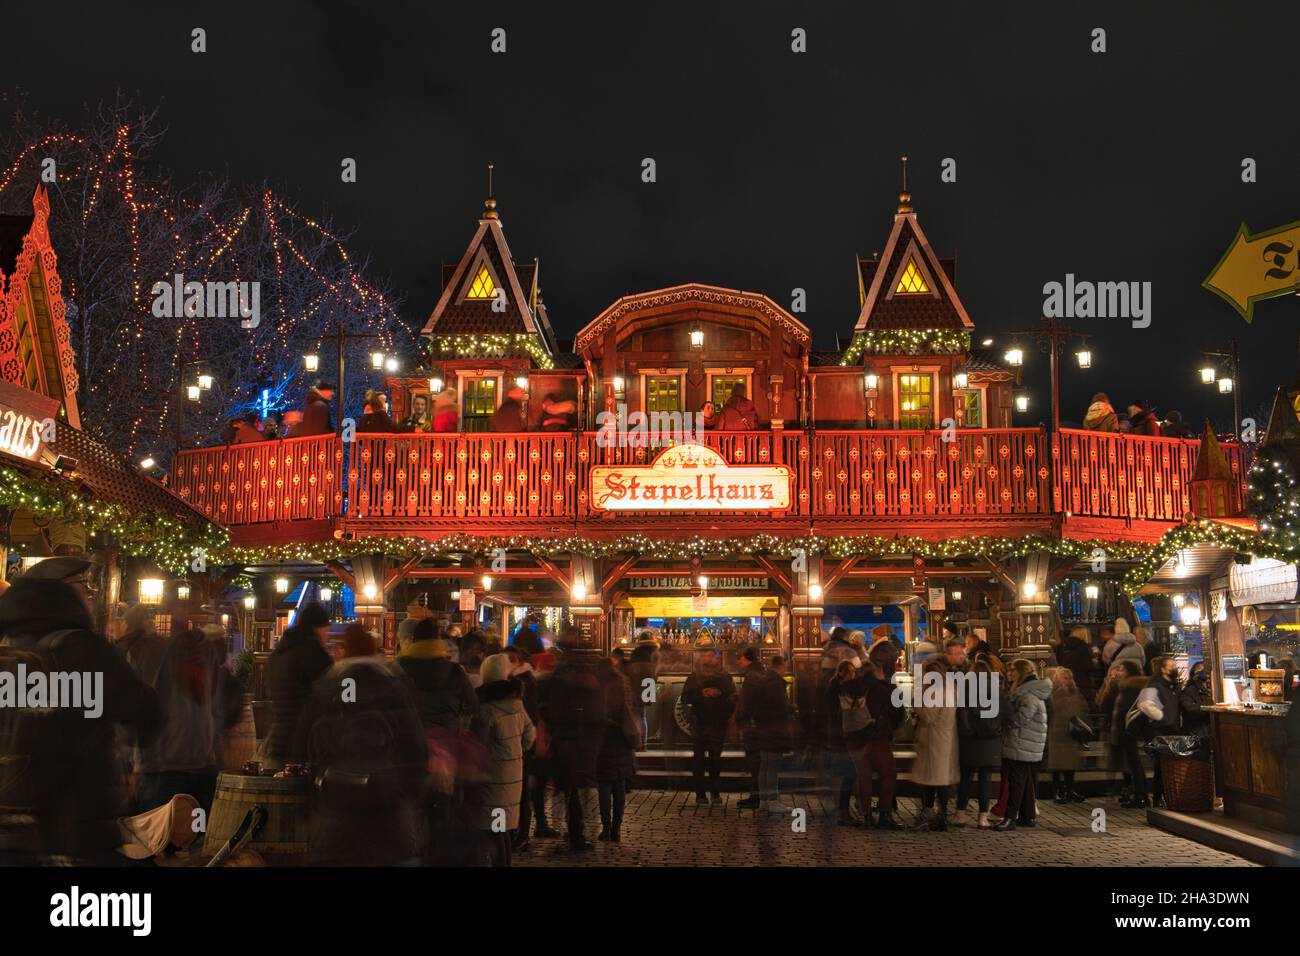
[5,0,1299,430]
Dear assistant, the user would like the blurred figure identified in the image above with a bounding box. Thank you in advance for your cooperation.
[491,384,528,432]
[1045,666,1087,804]
[1162,410,1193,439]
[682,641,736,803]
[264,602,332,769]
[469,654,535,866]
[297,624,426,865]
[358,389,399,432]
[1082,392,1119,432]
[538,393,578,431]
[595,658,639,843]
[542,636,604,853]
[1056,625,1095,700]
[291,380,335,437]
[461,630,488,688]
[0,578,161,864]
[1103,617,1145,670]
[1128,654,1181,808]
[868,624,901,676]
[824,652,860,826]
[840,658,902,829]
[505,639,543,852]
[511,627,557,843]
[431,389,459,432]
[117,604,166,686]
[1097,659,1144,800]
[995,660,1052,830]
[624,634,659,744]
[718,383,758,429]
[1126,400,1161,437]
[135,627,222,814]
[912,658,959,831]
[1180,661,1213,737]
[230,412,264,444]
[735,650,791,814]
[955,659,1003,829]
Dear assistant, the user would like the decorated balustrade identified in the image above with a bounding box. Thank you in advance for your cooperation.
[171,426,1249,533]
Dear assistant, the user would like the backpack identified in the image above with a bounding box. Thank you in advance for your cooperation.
[839,688,875,735]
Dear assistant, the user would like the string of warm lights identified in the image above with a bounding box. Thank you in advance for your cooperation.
[1249,446,1300,556]
[429,334,555,370]
[840,329,971,365]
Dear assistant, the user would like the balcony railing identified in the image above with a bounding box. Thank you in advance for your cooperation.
[170,427,1249,530]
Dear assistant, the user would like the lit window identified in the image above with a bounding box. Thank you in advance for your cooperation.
[462,378,497,432]
[466,263,496,299]
[646,377,681,413]
[711,376,747,408]
[895,258,929,294]
[898,374,933,429]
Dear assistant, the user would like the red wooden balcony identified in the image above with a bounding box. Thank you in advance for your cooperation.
[170,427,1250,544]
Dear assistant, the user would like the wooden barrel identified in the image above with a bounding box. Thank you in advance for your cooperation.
[203,772,313,865]
[221,697,258,771]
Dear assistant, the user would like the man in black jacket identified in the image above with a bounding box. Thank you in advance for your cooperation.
[0,578,161,864]
[682,642,736,804]
[264,602,333,768]
[735,650,791,813]
[1056,626,1095,700]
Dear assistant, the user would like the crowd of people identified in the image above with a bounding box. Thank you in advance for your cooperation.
[1080,393,1196,438]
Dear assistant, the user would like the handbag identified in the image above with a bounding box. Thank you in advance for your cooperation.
[839,691,875,735]
[1067,715,1094,744]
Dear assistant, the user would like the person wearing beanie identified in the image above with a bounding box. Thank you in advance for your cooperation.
[395,617,478,735]
[0,577,162,863]
[469,653,535,865]
[868,624,902,679]
[263,601,333,768]
[295,623,426,865]
[1103,617,1145,671]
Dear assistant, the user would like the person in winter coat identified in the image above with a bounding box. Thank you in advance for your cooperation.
[1045,666,1087,804]
[503,639,543,851]
[117,604,167,685]
[868,625,901,677]
[822,628,867,825]
[839,658,902,829]
[1083,392,1120,432]
[292,380,335,437]
[624,636,659,744]
[681,644,737,803]
[1162,410,1194,439]
[1097,659,1145,799]
[395,618,478,733]
[912,658,961,830]
[263,602,333,768]
[470,653,535,866]
[134,627,221,814]
[955,659,1004,829]
[1126,400,1162,437]
[543,642,605,852]
[230,412,265,444]
[1103,618,1145,670]
[735,650,791,813]
[430,389,459,432]
[1124,655,1181,808]
[995,659,1052,830]
[357,390,399,432]
[1056,626,1095,701]
[0,578,162,864]
[1180,661,1213,737]
[718,384,759,429]
[595,658,638,843]
[297,625,427,866]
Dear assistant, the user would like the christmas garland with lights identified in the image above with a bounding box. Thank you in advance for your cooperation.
[1120,521,1286,596]
[429,333,555,370]
[0,465,228,572]
[840,329,971,365]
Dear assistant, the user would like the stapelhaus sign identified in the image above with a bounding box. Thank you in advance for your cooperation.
[0,380,58,466]
[589,443,792,511]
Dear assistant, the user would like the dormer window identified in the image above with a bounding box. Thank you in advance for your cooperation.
[466,263,496,299]
[895,258,929,294]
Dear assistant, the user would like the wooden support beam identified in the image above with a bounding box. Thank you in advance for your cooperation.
[533,555,572,590]
[752,554,792,594]
[601,554,639,593]
[822,556,860,593]
[382,552,425,592]
[980,556,1018,594]
[325,560,357,592]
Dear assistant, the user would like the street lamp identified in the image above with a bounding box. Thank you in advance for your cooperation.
[139,579,164,604]
[689,326,704,349]
[186,384,202,402]
[1007,316,1092,433]
[1014,392,1030,413]
[953,369,969,390]
[139,457,156,471]
[177,584,190,601]
[243,595,255,610]
[1199,366,1216,385]
[1200,339,1242,440]
[1004,347,1024,367]
[385,356,399,373]
[1075,349,1092,369]
[428,376,444,393]
[275,577,289,594]
[319,586,332,602]
[304,353,320,373]
[197,374,214,390]
[370,351,385,369]
[1218,377,1234,394]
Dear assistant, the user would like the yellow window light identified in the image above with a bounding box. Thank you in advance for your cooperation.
[895,258,929,294]
[467,263,495,299]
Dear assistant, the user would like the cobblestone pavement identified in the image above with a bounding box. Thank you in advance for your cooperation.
[514,789,1255,867]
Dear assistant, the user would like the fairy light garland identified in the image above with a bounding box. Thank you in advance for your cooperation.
[840,329,971,365]
[430,334,554,370]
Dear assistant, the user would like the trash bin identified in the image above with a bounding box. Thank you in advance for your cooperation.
[1148,735,1213,812]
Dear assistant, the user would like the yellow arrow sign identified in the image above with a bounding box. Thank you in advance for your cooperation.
[1203,220,1300,322]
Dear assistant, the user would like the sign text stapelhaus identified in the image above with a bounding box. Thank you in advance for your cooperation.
[588,444,792,512]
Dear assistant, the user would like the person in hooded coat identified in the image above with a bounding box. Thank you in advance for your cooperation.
[955,659,1005,829]
[1103,617,1145,670]
[0,578,162,864]
[1082,392,1119,432]
[595,657,638,842]
[1055,625,1095,700]
[995,659,1053,830]
[542,641,606,852]
[911,658,961,830]
[718,384,759,430]
[296,625,426,866]
[1126,400,1162,437]
[263,602,333,768]
[469,653,535,866]
[292,380,335,437]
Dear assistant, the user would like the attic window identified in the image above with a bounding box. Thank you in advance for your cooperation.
[895,258,929,294]
[466,263,496,299]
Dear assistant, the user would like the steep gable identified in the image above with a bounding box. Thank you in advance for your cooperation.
[854,209,973,332]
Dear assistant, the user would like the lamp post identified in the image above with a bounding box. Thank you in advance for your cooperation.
[174,360,213,453]
[1006,316,1093,432]
[1199,338,1242,441]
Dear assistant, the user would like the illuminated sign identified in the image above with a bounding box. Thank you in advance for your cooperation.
[629,576,768,591]
[589,443,792,511]
[0,380,58,465]
[1229,556,1298,606]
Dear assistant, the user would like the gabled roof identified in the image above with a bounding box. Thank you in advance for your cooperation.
[421,205,556,352]
[854,208,973,332]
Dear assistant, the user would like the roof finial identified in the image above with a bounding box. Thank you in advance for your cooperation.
[483,162,498,219]
[897,154,912,215]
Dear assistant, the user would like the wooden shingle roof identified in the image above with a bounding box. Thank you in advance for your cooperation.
[854,209,973,332]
